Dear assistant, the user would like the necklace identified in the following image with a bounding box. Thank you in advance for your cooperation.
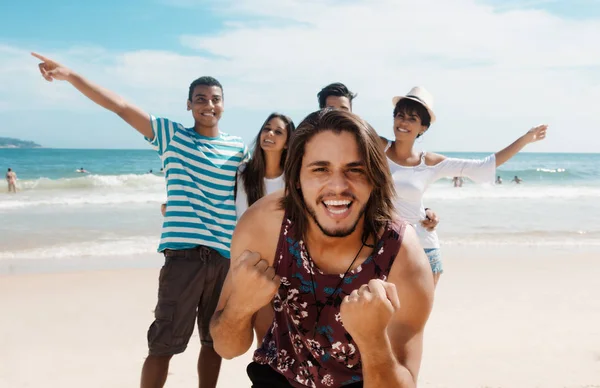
[305,241,365,338]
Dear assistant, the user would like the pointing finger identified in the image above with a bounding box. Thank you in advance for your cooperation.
[31,52,51,63]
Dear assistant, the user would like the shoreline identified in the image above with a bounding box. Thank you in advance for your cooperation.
[2,244,599,276]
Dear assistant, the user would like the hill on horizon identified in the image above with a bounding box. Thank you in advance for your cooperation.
[0,137,42,148]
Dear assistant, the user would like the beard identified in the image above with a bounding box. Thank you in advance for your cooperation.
[305,201,368,238]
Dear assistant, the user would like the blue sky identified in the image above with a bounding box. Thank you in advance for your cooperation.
[1,0,600,152]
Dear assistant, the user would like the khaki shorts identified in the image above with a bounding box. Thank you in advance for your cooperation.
[147,245,230,356]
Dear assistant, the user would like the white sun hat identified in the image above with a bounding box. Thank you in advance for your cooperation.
[392,86,436,123]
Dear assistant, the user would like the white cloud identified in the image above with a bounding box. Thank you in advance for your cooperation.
[2,0,600,151]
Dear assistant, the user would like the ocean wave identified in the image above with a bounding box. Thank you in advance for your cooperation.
[0,236,159,260]
[0,192,166,210]
[441,238,600,247]
[0,174,167,210]
[440,230,600,247]
[492,166,597,181]
[535,168,566,173]
[17,173,166,191]
[425,184,600,200]
[1,232,598,261]
[2,174,599,212]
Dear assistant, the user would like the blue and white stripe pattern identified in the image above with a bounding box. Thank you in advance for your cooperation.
[146,115,248,258]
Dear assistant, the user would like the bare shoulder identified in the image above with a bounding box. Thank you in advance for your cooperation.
[231,189,285,266]
[247,189,285,219]
[423,152,447,167]
[392,225,432,281]
[388,224,434,328]
[384,225,434,377]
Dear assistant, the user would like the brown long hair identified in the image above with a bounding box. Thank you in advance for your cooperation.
[281,108,396,242]
[240,113,296,207]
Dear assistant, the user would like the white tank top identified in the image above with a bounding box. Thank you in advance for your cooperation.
[235,164,285,220]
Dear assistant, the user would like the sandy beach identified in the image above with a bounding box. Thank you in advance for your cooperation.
[1,246,599,388]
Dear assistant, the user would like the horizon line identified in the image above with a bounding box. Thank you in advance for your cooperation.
[1,147,598,155]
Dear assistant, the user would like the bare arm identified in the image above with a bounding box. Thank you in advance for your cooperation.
[426,125,548,168]
[346,226,434,387]
[210,193,283,359]
[66,73,152,138]
[494,125,547,167]
[210,218,263,359]
[209,268,257,359]
[31,52,153,139]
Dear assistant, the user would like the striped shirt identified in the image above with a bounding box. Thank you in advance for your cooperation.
[146,115,248,258]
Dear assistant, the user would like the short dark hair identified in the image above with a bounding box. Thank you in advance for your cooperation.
[393,98,432,137]
[281,108,395,243]
[7,168,11,172]
[317,82,357,109]
[188,76,223,101]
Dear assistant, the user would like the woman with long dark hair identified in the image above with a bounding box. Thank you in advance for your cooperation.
[236,113,295,218]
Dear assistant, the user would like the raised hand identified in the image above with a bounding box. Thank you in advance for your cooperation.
[524,124,548,144]
[31,52,72,82]
[340,279,400,345]
[420,208,439,232]
[228,250,281,315]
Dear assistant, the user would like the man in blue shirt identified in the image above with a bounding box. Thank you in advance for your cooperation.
[32,52,247,388]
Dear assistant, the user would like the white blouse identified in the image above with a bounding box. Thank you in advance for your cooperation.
[387,145,496,249]
[235,166,285,220]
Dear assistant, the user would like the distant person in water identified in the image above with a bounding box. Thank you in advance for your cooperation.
[6,168,17,193]
[452,176,464,187]
[496,175,503,184]
[77,167,89,173]
[512,175,523,184]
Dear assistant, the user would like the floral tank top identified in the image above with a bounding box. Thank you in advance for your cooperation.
[253,215,406,387]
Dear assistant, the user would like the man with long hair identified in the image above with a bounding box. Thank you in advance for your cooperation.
[211,109,434,387]
[316,82,441,232]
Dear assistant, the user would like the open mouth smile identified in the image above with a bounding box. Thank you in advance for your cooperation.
[322,199,352,215]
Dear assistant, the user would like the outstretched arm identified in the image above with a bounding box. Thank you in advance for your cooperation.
[31,52,153,139]
[494,124,547,167]
[424,124,547,184]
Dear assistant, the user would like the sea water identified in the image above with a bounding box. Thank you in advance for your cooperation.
[1,148,599,273]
